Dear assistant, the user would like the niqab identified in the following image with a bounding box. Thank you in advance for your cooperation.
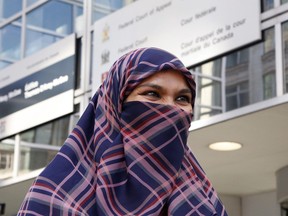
[18,47,227,215]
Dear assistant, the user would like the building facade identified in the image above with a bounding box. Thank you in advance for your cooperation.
[0,0,288,215]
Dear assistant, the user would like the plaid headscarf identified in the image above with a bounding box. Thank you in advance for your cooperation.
[18,47,228,215]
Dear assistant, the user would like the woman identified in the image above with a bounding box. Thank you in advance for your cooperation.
[18,47,228,215]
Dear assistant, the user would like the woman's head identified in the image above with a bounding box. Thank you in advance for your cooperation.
[99,47,196,115]
[17,47,226,216]
[125,69,193,113]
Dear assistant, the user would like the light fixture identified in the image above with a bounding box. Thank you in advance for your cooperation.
[208,141,242,151]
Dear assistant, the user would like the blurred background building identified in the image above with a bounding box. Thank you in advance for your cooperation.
[0,0,288,215]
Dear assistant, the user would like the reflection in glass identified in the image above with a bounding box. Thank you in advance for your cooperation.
[0,0,22,22]
[25,29,61,56]
[26,1,72,34]
[197,77,221,107]
[200,59,222,77]
[226,82,249,111]
[263,73,276,99]
[75,6,84,33]
[281,0,288,5]
[25,0,74,56]
[282,21,288,93]
[0,24,21,60]
[197,107,222,120]
[262,0,274,12]
[264,28,275,53]
[19,146,57,175]
[92,0,134,23]
[226,48,249,68]
[0,60,11,70]
[20,116,70,147]
[26,0,40,7]
[190,60,222,120]
[225,28,276,111]
[0,138,15,180]
[76,37,82,89]
[17,116,72,174]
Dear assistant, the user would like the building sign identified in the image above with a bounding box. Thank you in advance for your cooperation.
[93,0,261,91]
[0,34,76,139]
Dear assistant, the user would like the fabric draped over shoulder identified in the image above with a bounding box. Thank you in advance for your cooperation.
[18,47,228,215]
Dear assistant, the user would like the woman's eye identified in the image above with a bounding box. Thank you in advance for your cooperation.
[176,95,190,103]
[142,91,160,98]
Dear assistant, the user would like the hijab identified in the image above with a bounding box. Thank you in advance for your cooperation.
[18,47,228,215]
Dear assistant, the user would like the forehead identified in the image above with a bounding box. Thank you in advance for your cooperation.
[140,70,190,87]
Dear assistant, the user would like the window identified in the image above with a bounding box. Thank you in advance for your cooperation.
[0,138,14,180]
[225,28,276,110]
[190,60,223,120]
[0,24,21,61]
[197,107,222,119]
[0,0,22,23]
[20,115,70,147]
[262,0,274,12]
[197,77,222,108]
[263,73,276,99]
[19,115,71,175]
[26,0,40,7]
[226,48,249,68]
[264,28,275,54]
[200,59,222,77]
[0,60,11,70]
[25,30,62,56]
[226,82,249,111]
[282,21,288,93]
[92,0,134,23]
[19,146,58,174]
[25,0,73,56]
[26,1,73,34]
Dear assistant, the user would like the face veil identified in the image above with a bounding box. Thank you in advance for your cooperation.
[18,47,227,216]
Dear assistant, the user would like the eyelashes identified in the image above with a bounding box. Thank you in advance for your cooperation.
[141,90,160,99]
[140,90,192,104]
[176,95,191,104]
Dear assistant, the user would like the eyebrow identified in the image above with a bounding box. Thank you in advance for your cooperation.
[178,89,192,95]
[137,83,192,95]
[137,83,163,90]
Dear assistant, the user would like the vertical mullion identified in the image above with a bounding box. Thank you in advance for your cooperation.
[275,23,284,96]
[221,57,227,113]
[20,0,27,59]
[12,134,20,177]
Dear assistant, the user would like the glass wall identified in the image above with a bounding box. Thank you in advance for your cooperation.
[25,0,82,56]
[282,21,288,93]
[0,114,76,178]
[92,0,135,23]
[0,137,14,180]
[0,0,84,69]
[225,27,276,111]
[190,60,223,120]
[262,0,274,12]
[0,21,21,68]
[27,0,40,7]
[0,0,136,182]
[0,0,22,22]
[190,27,276,120]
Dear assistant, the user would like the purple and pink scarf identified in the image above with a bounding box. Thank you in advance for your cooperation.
[18,47,228,215]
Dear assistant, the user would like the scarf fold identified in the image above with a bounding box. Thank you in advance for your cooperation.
[18,47,228,216]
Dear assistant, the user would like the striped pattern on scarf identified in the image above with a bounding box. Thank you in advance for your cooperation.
[18,47,227,215]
